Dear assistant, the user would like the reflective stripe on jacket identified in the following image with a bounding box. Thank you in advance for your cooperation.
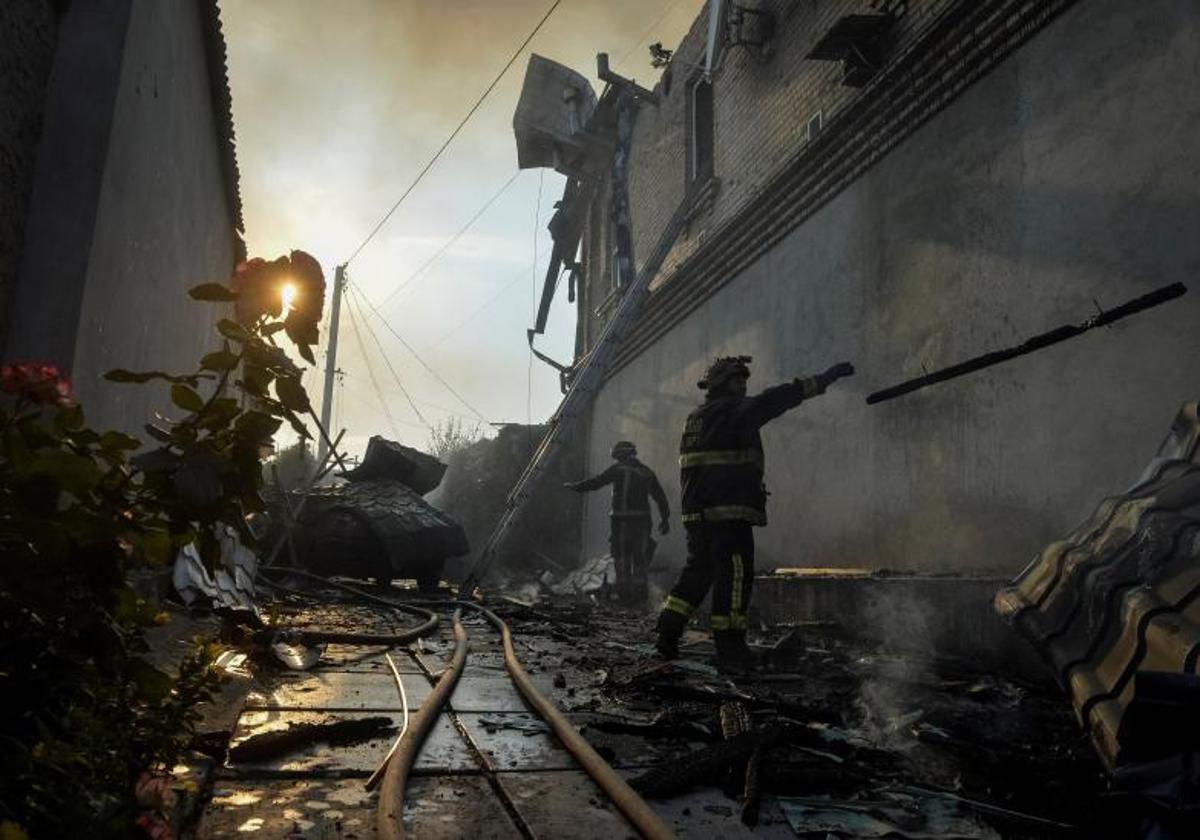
[679,376,823,525]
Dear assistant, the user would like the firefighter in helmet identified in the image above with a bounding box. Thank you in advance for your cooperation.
[565,441,670,605]
[655,355,854,673]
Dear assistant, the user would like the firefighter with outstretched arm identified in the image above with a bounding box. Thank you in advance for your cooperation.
[565,441,670,606]
[655,355,855,673]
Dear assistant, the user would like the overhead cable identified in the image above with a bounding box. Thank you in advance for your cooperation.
[345,287,431,429]
[426,263,532,350]
[343,0,563,266]
[349,283,488,423]
[375,170,524,311]
[343,290,406,438]
[614,0,691,69]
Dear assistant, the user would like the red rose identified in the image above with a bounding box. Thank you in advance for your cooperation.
[0,361,73,405]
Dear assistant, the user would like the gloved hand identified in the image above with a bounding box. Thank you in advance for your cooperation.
[823,361,855,380]
[659,519,670,535]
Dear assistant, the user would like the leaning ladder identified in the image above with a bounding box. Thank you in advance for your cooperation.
[460,198,687,593]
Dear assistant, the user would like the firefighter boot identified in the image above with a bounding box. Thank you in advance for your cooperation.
[714,630,758,676]
[655,608,687,659]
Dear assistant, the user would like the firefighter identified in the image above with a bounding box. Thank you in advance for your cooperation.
[655,355,855,673]
[565,441,670,605]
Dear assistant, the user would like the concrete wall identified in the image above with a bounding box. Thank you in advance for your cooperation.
[6,0,237,435]
[583,0,1200,579]
[71,0,236,433]
[0,0,58,340]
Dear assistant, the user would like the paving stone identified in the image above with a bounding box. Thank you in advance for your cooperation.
[228,710,475,775]
[447,675,546,712]
[245,671,433,711]
[498,770,636,840]
[403,775,522,839]
[458,712,577,771]
[195,778,374,838]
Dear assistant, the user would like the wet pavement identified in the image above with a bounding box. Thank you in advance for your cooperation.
[192,591,1105,838]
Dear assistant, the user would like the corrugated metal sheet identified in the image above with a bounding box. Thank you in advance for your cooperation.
[994,402,1200,770]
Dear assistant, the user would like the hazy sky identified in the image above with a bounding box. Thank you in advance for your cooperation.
[219,0,705,456]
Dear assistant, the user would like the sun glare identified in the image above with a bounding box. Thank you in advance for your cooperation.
[280,282,297,312]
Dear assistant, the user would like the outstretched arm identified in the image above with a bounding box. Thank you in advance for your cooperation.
[564,465,616,492]
[739,362,855,428]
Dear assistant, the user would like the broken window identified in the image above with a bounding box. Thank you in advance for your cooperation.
[687,76,714,187]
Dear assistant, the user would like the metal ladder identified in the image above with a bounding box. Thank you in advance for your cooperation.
[461,198,687,592]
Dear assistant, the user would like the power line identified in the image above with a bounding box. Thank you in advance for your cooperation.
[426,263,533,350]
[527,168,544,432]
[343,0,563,266]
[335,368,473,417]
[345,287,432,429]
[348,285,482,422]
[614,0,691,70]
[344,289,406,438]
[340,385,430,431]
[375,170,524,311]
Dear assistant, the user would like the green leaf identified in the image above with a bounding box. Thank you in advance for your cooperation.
[171,448,228,511]
[99,431,141,452]
[216,318,251,343]
[126,657,174,704]
[171,383,206,413]
[296,342,316,365]
[274,376,310,412]
[283,409,311,440]
[188,282,239,302]
[234,410,282,443]
[200,350,241,372]
[55,403,86,431]
[261,322,287,336]
[131,446,181,474]
[240,363,273,397]
[22,449,102,494]
[197,397,240,432]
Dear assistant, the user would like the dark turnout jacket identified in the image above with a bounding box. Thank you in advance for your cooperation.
[679,376,824,526]
[571,457,670,522]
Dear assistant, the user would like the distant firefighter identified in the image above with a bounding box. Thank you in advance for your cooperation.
[656,355,855,674]
[565,440,670,606]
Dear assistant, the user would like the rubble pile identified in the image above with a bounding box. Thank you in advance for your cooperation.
[437,599,1104,838]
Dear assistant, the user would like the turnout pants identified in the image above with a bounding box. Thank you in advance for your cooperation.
[610,516,652,600]
[661,521,755,632]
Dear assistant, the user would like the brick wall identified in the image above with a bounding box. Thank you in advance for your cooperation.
[580,0,963,348]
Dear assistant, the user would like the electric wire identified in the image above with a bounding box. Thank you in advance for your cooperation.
[527,169,544,433]
[343,0,563,267]
[339,385,428,431]
[613,0,691,69]
[349,283,487,423]
[338,370,471,419]
[343,288,406,438]
[345,286,432,428]
[374,170,524,312]
[426,263,533,350]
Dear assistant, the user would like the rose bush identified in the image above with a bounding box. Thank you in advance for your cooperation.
[0,251,325,837]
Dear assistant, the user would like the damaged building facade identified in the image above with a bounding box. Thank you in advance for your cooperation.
[560,0,1200,580]
[2,0,243,436]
